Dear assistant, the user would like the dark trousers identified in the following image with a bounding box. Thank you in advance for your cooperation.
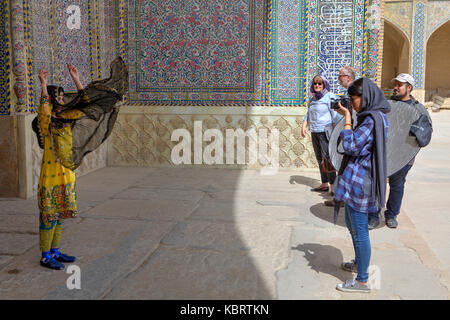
[311,132,336,185]
[369,163,413,221]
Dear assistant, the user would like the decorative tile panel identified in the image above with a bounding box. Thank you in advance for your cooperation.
[122,0,266,106]
[412,1,425,89]
[384,0,413,40]
[24,0,102,112]
[267,0,308,106]
[365,0,382,83]
[0,1,11,115]
[426,0,450,39]
[307,0,368,95]
[119,0,372,107]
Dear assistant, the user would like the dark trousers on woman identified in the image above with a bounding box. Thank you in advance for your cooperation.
[369,163,413,221]
[311,132,336,185]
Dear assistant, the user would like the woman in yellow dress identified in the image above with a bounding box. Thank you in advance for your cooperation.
[37,64,85,270]
[36,57,128,269]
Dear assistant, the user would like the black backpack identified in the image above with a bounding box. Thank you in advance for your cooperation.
[410,114,432,147]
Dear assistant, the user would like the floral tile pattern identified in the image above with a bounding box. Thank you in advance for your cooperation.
[125,0,266,106]
[0,1,10,115]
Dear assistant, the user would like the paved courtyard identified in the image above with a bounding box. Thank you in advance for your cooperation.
[0,112,449,300]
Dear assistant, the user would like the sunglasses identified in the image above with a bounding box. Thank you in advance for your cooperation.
[313,82,323,85]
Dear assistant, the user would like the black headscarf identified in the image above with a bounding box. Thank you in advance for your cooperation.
[46,85,64,108]
[334,78,390,221]
[357,78,391,210]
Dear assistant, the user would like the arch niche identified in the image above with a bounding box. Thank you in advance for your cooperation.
[425,20,450,99]
[381,20,410,90]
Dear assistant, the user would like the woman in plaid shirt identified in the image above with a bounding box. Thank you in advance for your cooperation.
[333,78,390,293]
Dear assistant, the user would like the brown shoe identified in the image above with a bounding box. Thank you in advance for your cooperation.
[324,200,344,207]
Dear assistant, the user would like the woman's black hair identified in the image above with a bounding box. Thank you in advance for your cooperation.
[347,78,363,96]
[46,85,64,106]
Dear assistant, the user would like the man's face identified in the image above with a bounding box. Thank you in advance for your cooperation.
[392,80,411,101]
[338,69,352,88]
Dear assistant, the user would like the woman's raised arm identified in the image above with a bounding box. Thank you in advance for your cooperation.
[68,63,83,91]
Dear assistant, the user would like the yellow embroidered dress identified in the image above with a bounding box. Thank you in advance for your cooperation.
[37,96,84,222]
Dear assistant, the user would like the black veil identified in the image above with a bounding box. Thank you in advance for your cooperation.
[36,57,128,170]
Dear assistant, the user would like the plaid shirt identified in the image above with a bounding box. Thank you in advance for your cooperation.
[334,113,389,213]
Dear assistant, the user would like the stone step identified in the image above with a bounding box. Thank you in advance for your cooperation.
[431,95,450,111]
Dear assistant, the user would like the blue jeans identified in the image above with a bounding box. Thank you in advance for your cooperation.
[345,204,371,282]
[369,163,413,221]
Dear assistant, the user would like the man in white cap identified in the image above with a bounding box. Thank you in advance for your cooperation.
[391,73,415,102]
[368,73,431,229]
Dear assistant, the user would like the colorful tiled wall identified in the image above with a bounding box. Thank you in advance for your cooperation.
[27,0,104,112]
[118,0,374,107]
[412,1,425,89]
[3,0,108,114]
[0,1,11,115]
[2,0,383,114]
[122,0,266,106]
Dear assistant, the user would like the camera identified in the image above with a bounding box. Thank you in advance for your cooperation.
[330,96,351,110]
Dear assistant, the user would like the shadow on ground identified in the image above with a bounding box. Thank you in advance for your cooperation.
[289,175,319,188]
[292,243,350,282]
[0,167,281,299]
[309,203,346,227]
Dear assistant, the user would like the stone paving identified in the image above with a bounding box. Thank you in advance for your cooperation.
[0,112,449,300]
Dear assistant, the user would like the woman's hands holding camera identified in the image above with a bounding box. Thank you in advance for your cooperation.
[334,102,351,117]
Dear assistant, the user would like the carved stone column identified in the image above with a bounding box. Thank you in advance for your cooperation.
[10,0,28,112]
[411,1,427,103]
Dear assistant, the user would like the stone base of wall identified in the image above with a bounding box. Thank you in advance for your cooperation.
[413,89,426,104]
[0,117,19,197]
[3,106,319,199]
[108,106,318,169]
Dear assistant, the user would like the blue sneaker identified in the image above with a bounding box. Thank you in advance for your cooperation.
[54,253,76,263]
[40,257,65,270]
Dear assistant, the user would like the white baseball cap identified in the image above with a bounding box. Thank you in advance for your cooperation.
[392,73,415,87]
